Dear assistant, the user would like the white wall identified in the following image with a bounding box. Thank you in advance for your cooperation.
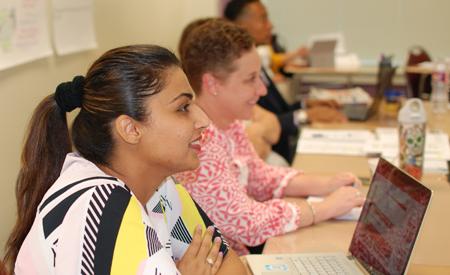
[265,0,450,65]
[0,0,218,256]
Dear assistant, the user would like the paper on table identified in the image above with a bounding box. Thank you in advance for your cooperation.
[369,127,450,173]
[297,127,450,173]
[296,128,376,156]
[307,196,362,221]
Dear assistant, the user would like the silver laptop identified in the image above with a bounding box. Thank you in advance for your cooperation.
[309,40,336,68]
[246,158,432,275]
[343,60,397,121]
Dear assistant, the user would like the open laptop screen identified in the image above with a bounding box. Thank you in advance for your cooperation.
[349,158,432,274]
[309,40,336,68]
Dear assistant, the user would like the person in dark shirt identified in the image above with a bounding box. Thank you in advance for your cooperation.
[224,0,346,163]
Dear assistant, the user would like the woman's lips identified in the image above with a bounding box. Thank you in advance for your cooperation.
[189,139,201,153]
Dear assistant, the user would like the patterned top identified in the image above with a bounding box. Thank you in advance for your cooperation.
[15,153,228,275]
[175,121,302,255]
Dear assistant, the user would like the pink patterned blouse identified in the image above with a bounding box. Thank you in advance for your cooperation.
[175,121,302,255]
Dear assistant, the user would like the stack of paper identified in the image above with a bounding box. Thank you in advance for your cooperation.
[296,128,376,156]
[297,127,450,173]
[369,128,450,173]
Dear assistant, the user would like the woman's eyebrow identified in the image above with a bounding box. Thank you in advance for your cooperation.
[170,92,193,103]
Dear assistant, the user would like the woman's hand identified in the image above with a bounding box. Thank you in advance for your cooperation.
[312,172,362,196]
[177,225,224,275]
[316,186,365,220]
[325,172,362,192]
[295,185,365,227]
[284,172,361,197]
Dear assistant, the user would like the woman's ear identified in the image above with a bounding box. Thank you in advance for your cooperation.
[114,115,142,144]
[201,73,219,96]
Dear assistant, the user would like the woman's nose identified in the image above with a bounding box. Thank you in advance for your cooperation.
[256,77,268,97]
[193,104,210,129]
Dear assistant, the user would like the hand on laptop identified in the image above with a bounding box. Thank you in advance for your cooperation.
[303,172,362,196]
[292,186,364,226]
[325,172,362,191]
[284,172,361,197]
[307,196,362,221]
[311,186,365,223]
[278,46,309,67]
[285,172,364,226]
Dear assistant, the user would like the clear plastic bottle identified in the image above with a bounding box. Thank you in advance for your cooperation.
[431,62,449,114]
[398,98,427,180]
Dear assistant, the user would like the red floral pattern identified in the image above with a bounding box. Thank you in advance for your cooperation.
[175,121,301,255]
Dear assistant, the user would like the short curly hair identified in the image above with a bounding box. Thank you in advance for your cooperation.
[178,17,213,58]
[180,18,254,94]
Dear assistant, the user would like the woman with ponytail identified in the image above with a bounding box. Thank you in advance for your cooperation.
[4,45,246,275]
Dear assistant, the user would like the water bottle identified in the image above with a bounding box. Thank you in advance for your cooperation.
[398,98,427,180]
[382,88,402,123]
[431,62,449,114]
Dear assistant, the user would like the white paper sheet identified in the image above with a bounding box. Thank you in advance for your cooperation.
[297,127,450,173]
[52,0,97,55]
[307,196,362,221]
[0,0,52,71]
[371,127,450,173]
[296,128,376,156]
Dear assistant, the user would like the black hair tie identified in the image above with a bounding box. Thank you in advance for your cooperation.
[54,75,85,112]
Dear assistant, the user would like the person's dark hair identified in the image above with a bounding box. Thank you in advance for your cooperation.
[178,17,213,58]
[3,45,180,272]
[181,18,254,93]
[223,0,259,21]
[0,260,7,275]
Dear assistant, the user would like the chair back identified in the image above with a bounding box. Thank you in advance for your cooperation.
[406,46,432,98]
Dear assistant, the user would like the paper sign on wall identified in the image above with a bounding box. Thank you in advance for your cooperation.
[52,0,97,55]
[0,0,52,71]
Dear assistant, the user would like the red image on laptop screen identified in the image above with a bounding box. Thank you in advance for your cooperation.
[349,158,432,274]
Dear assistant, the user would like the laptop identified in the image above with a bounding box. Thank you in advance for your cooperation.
[343,60,397,121]
[246,158,432,275]
[309,40,337,68]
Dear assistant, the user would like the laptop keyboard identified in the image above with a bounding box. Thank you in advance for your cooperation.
[292,255,350,274]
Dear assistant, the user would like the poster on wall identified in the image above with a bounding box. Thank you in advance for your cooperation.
[0,0,52,71]
[52,0,97,56]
